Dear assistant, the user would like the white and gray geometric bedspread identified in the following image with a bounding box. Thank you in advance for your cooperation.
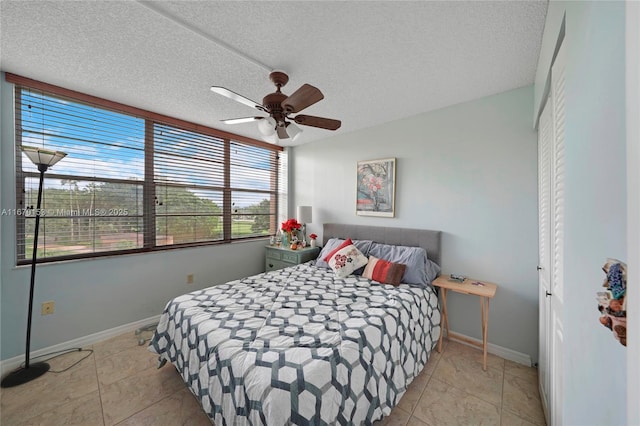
[148,263,441,425]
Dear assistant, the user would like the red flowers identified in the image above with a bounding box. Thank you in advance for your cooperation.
[281,218,302,232]
[309,233,318,240]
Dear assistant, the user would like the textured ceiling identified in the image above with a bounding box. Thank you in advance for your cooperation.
[0,1,547,146]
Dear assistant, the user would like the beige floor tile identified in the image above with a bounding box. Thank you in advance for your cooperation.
[100,362,186,426]
[375,407,411,425]
[432,353,504,406]
[406,416,429,426]
[442,341,505,371]
[397,374,430,414]
[413,378,500,426]
[422,350,441,377]
[13,390,104,426]
[501,409,541,426]
[502,374,546,426]
[96,344,158,387]
[0,354,98,425]
[93,332,149,361]
[115,387,211,426]
[504,360,537,380]
[412,367,432,391]
[47,347,95,371]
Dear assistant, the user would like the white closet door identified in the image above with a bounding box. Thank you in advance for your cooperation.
[537,96,552,422]
[538,38,566,426]
[549,39,566,426]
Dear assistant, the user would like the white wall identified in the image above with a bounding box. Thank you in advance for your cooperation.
[626,3,640,423]
[0,76,267,360]
[293,86,539,362]
[535,2,628,425]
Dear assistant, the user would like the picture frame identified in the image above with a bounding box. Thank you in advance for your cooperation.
[356,157,396,217]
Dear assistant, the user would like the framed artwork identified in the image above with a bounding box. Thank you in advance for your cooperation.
[356,157,396,217]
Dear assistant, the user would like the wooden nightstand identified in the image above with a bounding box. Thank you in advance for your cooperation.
[265,245,320,272]
[432,275,498,371]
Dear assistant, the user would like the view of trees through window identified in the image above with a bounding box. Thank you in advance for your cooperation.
[13,83,281,263]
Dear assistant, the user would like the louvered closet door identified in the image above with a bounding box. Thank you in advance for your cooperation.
[537,96,552,422]
[538,39,566,426]
[550,40,567,426]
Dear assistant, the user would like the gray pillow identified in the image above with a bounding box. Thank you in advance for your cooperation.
[315,238,373,271]
[367,243,440,285]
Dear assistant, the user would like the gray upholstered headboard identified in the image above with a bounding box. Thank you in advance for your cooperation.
[323,223,442,266]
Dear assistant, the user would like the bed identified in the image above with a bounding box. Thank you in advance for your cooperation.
[149,223,442,425]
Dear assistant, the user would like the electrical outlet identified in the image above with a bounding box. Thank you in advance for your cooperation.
[41,301,55,315]
[187,274,194,284]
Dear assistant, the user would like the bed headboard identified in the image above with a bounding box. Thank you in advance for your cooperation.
[323,223,442,266]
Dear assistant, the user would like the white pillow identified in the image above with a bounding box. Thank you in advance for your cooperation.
[316,238,373,270]
[328,244,369,278]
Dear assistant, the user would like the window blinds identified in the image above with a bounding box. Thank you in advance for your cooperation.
[11,79,282,263]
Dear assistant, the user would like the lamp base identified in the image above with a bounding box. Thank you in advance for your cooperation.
[1,362,50,388]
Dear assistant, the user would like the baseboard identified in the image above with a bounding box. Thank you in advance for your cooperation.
[447,331,533,367]
[1,315,161,376]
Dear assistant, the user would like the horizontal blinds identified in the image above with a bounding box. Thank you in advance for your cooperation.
[153,123,225,245]
[19,89,145,180]
[12,77,282,263]
[17,88,145,260]
[230,142,278,238]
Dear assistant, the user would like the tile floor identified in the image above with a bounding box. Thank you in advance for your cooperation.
[0,333,545,425]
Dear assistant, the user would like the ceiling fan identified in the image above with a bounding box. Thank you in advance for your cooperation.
[211,71,341,142]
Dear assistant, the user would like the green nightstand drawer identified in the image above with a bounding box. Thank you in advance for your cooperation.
[266,250,281,260]
[266,259,289,272]
[282,252,298,263]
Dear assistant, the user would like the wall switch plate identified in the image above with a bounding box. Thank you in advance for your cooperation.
[187,274,194,284]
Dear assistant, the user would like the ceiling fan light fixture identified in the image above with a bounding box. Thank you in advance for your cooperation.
[258,117,276,136]
[286,122,303,141]
[262,133,279,145]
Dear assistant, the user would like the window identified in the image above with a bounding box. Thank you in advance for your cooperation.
[9,74,283,264]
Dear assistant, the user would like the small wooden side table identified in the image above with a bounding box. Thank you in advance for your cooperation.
[432,275,498,371]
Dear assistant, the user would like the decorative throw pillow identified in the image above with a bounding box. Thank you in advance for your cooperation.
[362,256,407,286]
[323,238,353,262]
[315,238,373,273]
[328,244,369,279]
[367,243,441,285]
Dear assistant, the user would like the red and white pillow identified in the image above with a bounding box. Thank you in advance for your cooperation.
[327,243,369,278]
[362,255,407,286]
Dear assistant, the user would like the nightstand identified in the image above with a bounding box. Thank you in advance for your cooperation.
[432,275,498,371]
[265,245,320,272]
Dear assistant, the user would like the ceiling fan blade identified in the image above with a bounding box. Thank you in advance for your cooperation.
[220,116,262,124]
[276,123,289,139]
[293,115,342,130]
[210,86,264,111]
[281,84,324,113]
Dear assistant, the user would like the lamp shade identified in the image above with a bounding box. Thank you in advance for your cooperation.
[263,133,279,145]
[297,206,312,224]
[258,117,277,136]
[22,146,67,168]
[286,122,303,141]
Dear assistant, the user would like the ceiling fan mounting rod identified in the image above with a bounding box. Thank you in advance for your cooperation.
[269,71,289,89]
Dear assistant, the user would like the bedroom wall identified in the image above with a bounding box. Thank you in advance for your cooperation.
[534,2,628,425]
[292,86,539,362]
[0,75,268,360]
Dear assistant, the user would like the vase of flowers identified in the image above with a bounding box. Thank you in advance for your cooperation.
[309,233,318,248]
[281,218,302,248]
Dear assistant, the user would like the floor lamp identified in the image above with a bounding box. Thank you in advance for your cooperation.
[1,146,67,388]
